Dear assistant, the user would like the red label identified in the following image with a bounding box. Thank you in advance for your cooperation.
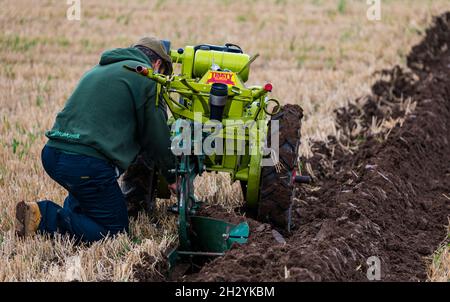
[206,71,236,86]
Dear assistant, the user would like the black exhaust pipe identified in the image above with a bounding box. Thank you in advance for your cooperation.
[209,83,228,121]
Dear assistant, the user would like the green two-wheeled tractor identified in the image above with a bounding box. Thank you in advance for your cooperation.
[121,41,310,268]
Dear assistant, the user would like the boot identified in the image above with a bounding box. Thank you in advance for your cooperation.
[15,201,41,237]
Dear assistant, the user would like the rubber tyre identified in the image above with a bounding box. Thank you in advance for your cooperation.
[257,104,303,230]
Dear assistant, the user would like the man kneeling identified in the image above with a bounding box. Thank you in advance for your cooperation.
[16,37,177,242]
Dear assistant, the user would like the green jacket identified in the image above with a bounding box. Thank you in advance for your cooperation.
[46,47,175,183]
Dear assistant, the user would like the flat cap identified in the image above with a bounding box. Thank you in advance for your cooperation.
[132,37,172,71]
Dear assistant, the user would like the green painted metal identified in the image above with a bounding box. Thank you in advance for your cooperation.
[228,222,250,244]
[190,216,249,252]
[167,248,179,271]
[177,157,192,251]
[181,46,195,77]
[126,44,275,198]
[234,168,249,181]
[125,42,279,266]
[193,50,250,81]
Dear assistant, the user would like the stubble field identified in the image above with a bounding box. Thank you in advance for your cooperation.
[0,0,448,281]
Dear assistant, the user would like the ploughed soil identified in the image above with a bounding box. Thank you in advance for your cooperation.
[135,12,450,281]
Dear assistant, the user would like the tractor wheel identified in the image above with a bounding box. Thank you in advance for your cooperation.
[257,104,303,231]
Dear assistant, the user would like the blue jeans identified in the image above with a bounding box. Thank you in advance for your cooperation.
[38,145,128,243]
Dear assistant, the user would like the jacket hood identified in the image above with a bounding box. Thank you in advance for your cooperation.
[99,47,151,66]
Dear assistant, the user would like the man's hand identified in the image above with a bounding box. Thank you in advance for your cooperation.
[168,182,177,195]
